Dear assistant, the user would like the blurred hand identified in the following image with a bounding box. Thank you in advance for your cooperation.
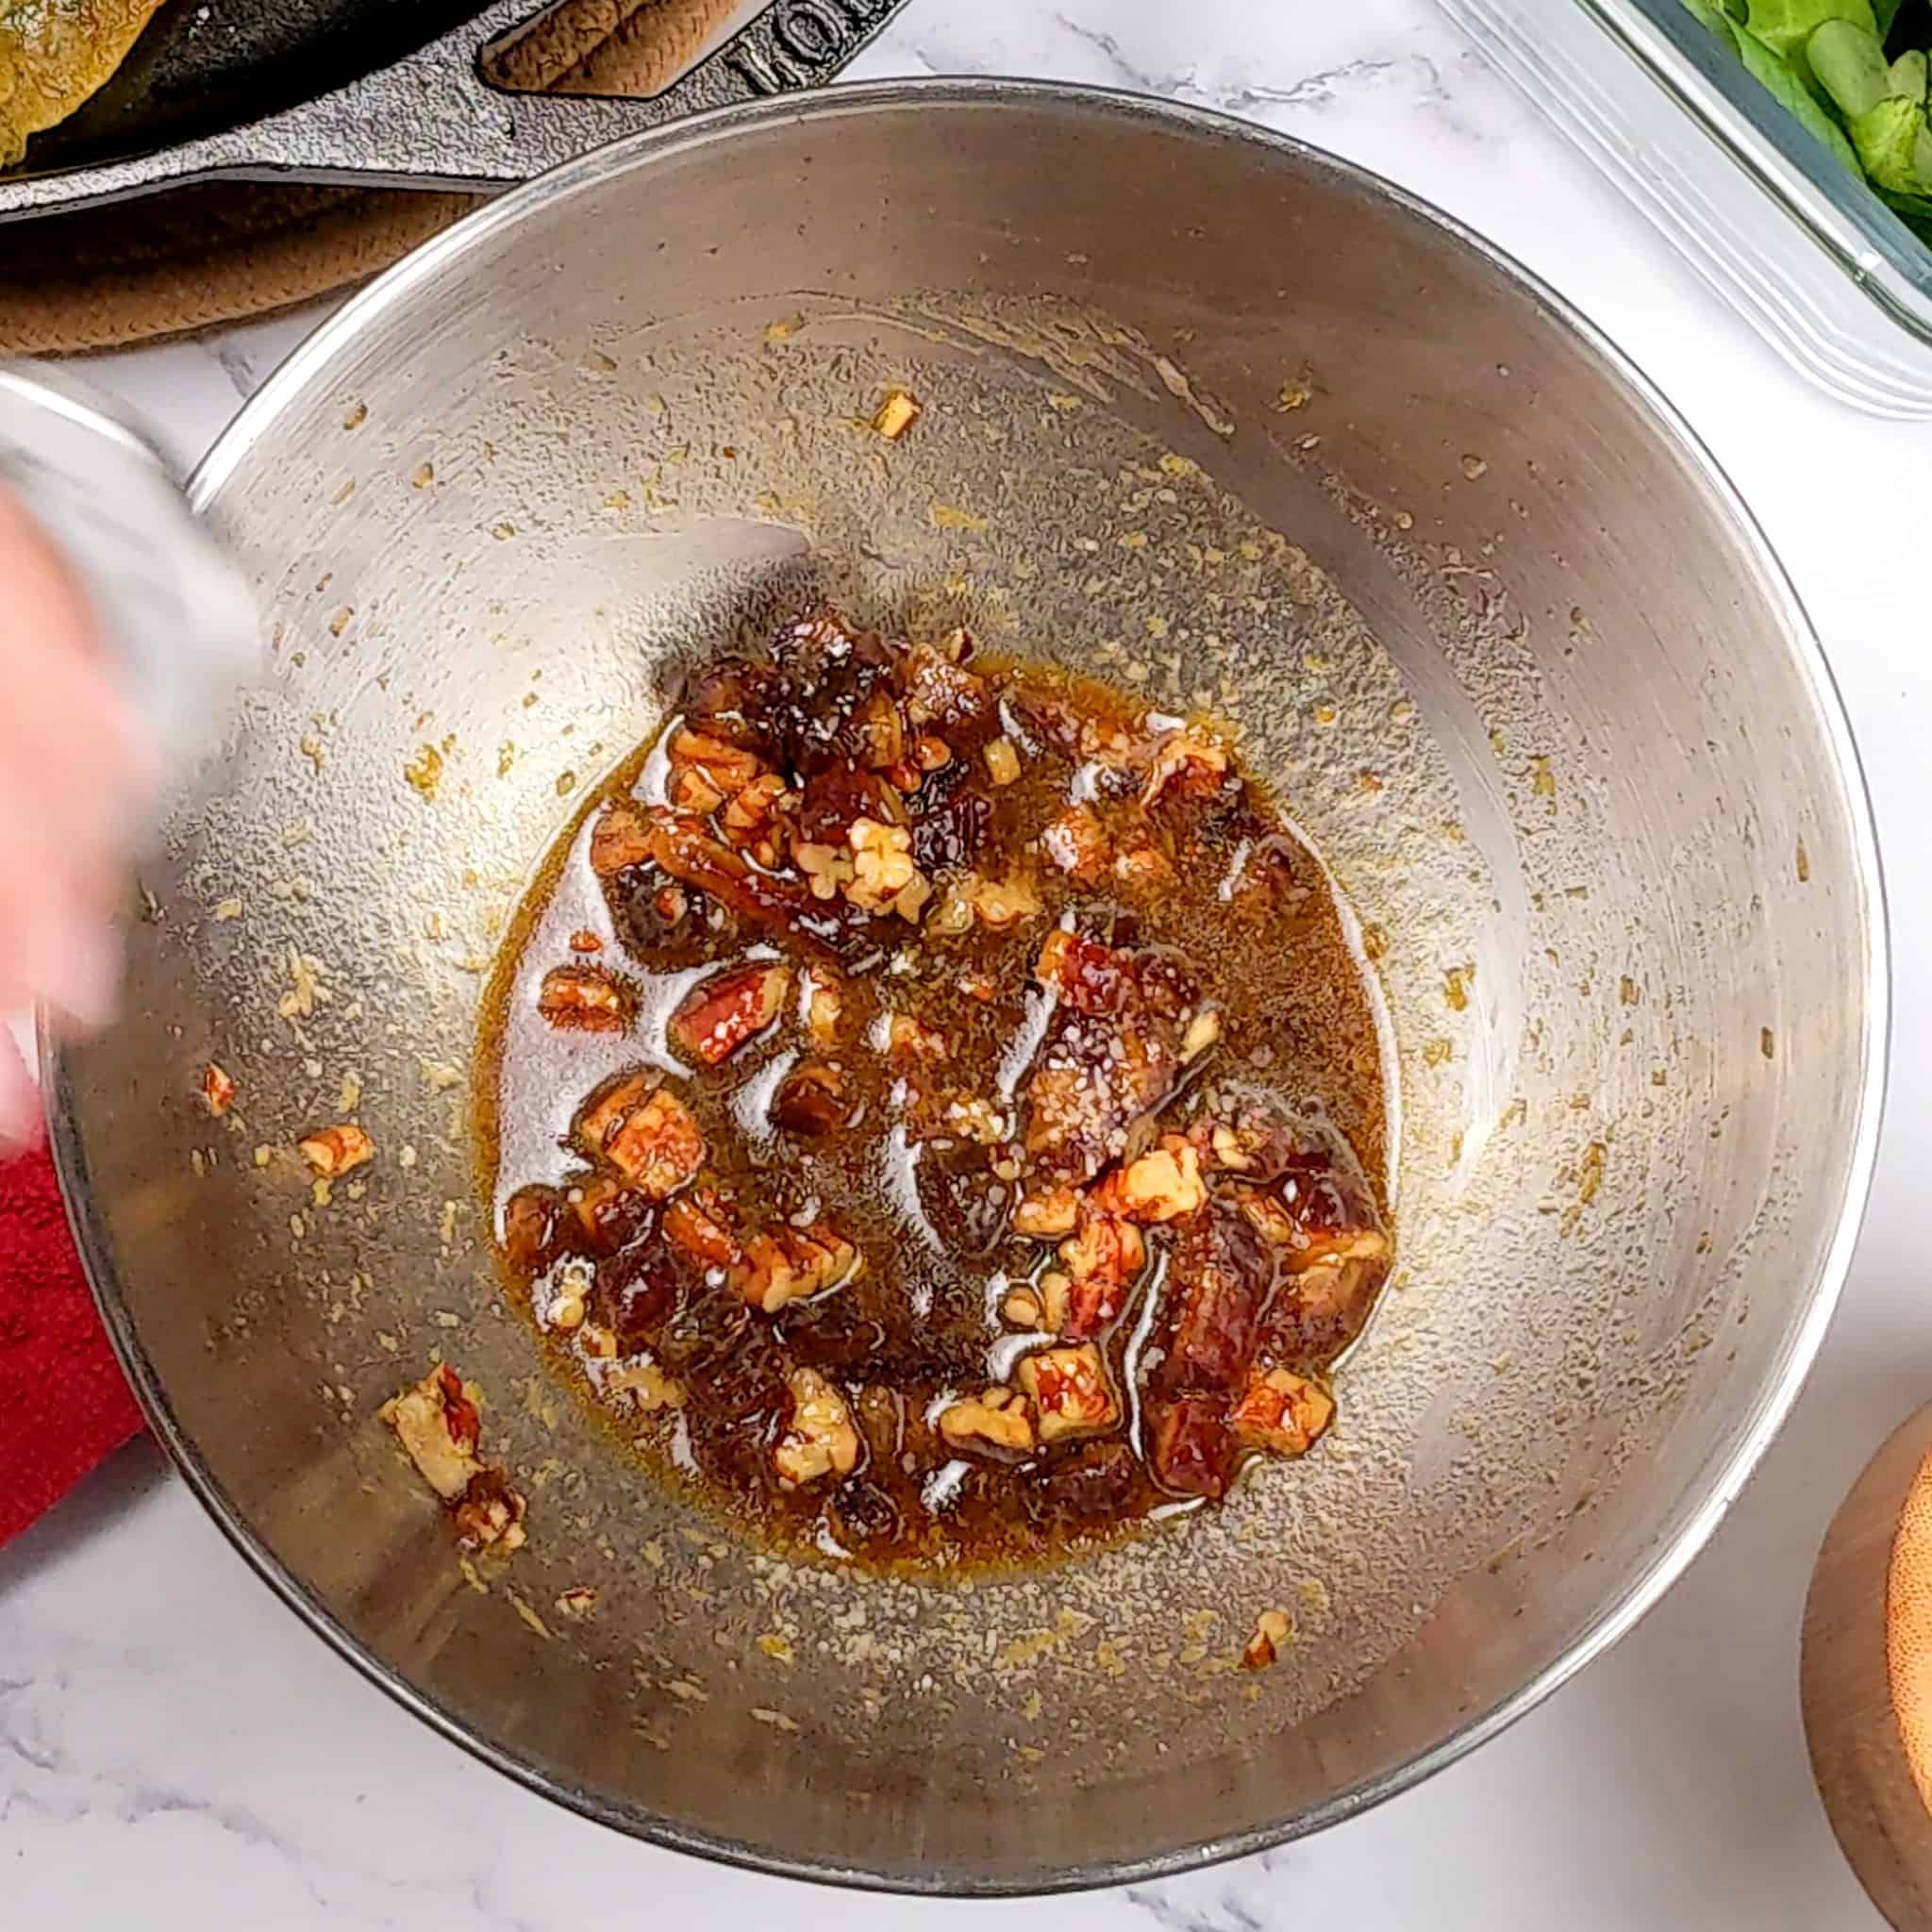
[0,486,154,1155]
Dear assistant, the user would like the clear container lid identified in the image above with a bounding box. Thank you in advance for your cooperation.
[1441,0,1932,414]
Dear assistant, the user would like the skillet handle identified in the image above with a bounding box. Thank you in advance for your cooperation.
[0,0,912,215]
[300,0,919,187]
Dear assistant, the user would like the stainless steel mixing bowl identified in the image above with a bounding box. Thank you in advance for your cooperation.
[49,80,1887,1893]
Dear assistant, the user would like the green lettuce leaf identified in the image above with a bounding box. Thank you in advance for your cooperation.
[1735,29,1865,170]
[1744,0,1877,59]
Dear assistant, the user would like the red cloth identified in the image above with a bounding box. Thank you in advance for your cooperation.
[0,1145,143,1546]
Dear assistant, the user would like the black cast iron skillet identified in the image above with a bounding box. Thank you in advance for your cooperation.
[0,0,907,219]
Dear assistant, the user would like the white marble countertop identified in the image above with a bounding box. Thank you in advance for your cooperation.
[6,0,1928,1924]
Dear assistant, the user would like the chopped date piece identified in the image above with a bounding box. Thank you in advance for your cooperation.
[774,1367,861,1486]
[538,964,631,1032]
[575,1071,705,1198]
[771,1060,853,1138]
[590,800,655,877]
[913,1140,1013,1259]
[452,1467,528,1552]
[938,1387,1036,1457]
[829,1477,905,1547]
[1024,928,1202,1186]
[646,808,877,965]
[1269,1245,1391,1365]
[568,928,604,954]
[1018,1344,1118,1443]
[1230,1367,1334,1457]
[1033,1441,1140,1524]
[1149,1394,1233,1498]
[676,655,778,748]
[797,759,902,847]
[299,1123,374,1177]
[908,788,991,877]
[901,639,993,739]
[668,960,791,1065]
[502,1185,565,1274]
[774,1297,888,1374]
[567,1173,653,1255]
[1057,1210,1146,1340]
[594,1241,682,1339]
[663,1188,745,1272]
[1158,1199,1277,1395]
[733,1222,862,1313]
[768,609,902,775]
[201,1062,237,1116]
[1191,1092,1332,1182]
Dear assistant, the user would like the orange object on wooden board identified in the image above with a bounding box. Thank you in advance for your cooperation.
[1805,1404,1932,1929]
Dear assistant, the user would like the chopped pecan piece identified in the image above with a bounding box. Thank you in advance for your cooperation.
[575,1071,703,1197]
[201,1062,237,1116]
[885,1012,948,1064]
[608,1091,704,1198]
[1057,1210,1146,1340]
[380,1364,483,1501]
[452,1467,527,1552]
[1230,1367,1334,1457]
[1092,1135,1206,1224]
[733,1222,862,1313]
[1040,803,1109,882]
[1013,1186,1081,1239]
[1141,726,1232,808]
[669,725,765,799]
[872,388,921,440]
[901,640,993,738]
[299,1123,374,1177]
[590,799,654,876]
[538,964,630,1032]
[801,970,846,1046]
[668,960,791,1065]
[1017,1344,1118,1443]
[662,1187,744,1271]
[1242,1607,1291,1671]
[938,1387,1036,1457]
[774,1367,861,1486]
[983,736,1022,787]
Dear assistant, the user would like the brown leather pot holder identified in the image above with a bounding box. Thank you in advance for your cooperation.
[0,0,745,356]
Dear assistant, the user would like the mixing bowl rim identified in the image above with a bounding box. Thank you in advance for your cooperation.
[47,74,1891,1896]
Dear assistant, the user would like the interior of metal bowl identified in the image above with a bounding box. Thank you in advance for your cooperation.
[51,83,1884,1891]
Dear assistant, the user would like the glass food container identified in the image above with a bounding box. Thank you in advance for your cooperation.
[1440,0,1932,415]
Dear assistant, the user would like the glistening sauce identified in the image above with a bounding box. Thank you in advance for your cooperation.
[476,610,1392,1573]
